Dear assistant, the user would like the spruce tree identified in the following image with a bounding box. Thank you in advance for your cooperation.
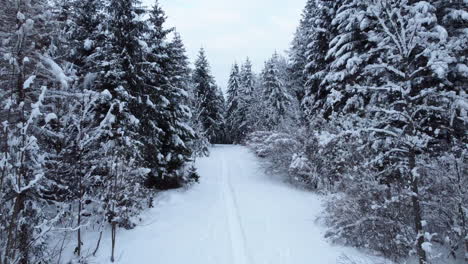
[214,84,228,143]
[261,53,292,130]
[192,48,224,143]
[288,0,316,104]
[169,32,210,156]
[0,0,70,262]
[168,32,192,96]
[346,1,465,262]
[226,63,243,143]
[240,58,255,98]
[142,1,195,190]
[67,0,105,73]
[302,0,339,120]
[321,0,376,116]
[93,0,150,260]
[434,1,468,259]
[238,58,257,137]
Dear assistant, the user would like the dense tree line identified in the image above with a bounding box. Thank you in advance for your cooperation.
[0,0,224,263]
[228,0,467,263]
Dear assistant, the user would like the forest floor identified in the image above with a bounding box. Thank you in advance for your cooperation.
[70,145,389,264]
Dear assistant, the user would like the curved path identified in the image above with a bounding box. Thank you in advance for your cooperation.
[91,145,371,264]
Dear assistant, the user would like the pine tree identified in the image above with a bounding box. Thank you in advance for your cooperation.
[288,0,316,105]
[168,32,191,96]
[321,0,376,116]
[350,1,465,262]
[141,1,195,190]
[236,58,256,138]
[169,33,210,156]
[214,84,228,143]
[192,48,224,143]
[67,0,105,72]
[433,1,468,259]
[93,0,150,261]
[302,0,339,120]
[261,53,292,129]
[0,0,71,262]
[240,58,255,98]
[225,63,243,143]
[227,63,241,113]
[52,88,114,258]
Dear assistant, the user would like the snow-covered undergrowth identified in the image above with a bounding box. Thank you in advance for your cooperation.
[246,130,318,189]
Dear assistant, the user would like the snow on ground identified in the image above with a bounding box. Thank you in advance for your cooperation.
[65,145,390,264]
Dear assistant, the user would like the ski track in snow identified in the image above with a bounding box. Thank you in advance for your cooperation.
[80,145,379,264]
[221,150,253,264]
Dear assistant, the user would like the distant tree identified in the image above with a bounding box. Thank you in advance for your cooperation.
[169,32,210,156]
[226,63,243,143]
[192,48,225,143]
[261,53,292,129]
[236,58,256,139]
[240,58,255,97]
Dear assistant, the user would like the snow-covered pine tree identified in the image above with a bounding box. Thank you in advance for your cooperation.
[429,1,468,260]
[168,33,210,156]
[46,1,111,257]
[321,0,376,117]
[433,0,468,139]
[214,84,227,144]
[275,54,302,124]
[246,74,267,133]
[261,53,292,130]
[92,0,151,261]
[225,63,243,143]
[298,0,378,197]
[288,0,314,105]
[49,88,115,258]
[236,58,256,138]
[240,58,255,98]
[351,1,465,262]
[164,30,201,180]
[66,0,105,72]
[192,48,225,144]
[302,0,339,120]
[141,1,195,190]
[0,0,73,262]
[319,1,468,262]
[226,64,241,117]
[168,32,191,93]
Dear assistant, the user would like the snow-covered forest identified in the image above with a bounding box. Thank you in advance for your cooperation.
[0,0,466,263]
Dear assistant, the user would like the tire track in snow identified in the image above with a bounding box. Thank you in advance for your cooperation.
[221,152,253,264]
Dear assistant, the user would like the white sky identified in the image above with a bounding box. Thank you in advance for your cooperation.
[142,0,306,91]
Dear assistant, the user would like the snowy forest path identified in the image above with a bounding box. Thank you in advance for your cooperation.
[89,145,368,264]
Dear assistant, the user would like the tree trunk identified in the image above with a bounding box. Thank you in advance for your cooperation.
[110,222,116,263]
[18,220,30,264]
[455,159,467,261]
[409,152,427,264]
[459,202,468,262]
[92,231,103,256]
[4,193,25,264]
[76,199,82,256]
[76,157,84,257]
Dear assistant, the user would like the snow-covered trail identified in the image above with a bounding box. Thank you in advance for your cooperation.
[92,145,367,264]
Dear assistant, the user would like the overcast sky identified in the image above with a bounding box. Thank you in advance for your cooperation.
[142,0,306,91]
